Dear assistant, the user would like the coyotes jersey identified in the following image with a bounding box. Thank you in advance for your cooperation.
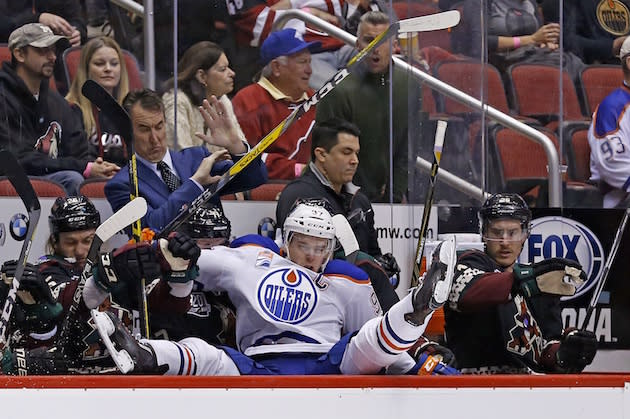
[195,235,382,357]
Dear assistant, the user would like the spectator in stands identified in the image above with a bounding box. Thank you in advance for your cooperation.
[316,11,421,203]
[225,0,345,90]
[459,0,584,82]
[0,23,119,195]
[232,28,319,180]
[276,118,382,257]
[587,37,630,208]
[0,1,86,46]
[162,41,245,152]
[65,36,129,168]
[541,0,629,65]
[105,88,267,232]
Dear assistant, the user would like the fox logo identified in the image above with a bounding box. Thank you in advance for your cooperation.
[35,121,62,158]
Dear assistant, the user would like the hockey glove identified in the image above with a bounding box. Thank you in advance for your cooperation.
[556,328,598,373]
[1,261,63,334]
[513,258,586,297]
[410,337,456,367]
[375,253,401,289]
[94,241,161,293]
[2,346,69,375]
[156,232,200,283]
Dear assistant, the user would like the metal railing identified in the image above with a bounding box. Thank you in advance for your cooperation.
[274,10,563,206]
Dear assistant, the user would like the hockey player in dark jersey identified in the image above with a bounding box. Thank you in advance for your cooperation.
[444,193,598,374]
[1,196,199,374]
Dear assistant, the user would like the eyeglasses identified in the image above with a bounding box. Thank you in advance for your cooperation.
[484,227,528,242]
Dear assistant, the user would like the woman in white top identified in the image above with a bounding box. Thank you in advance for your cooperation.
[162,41,246,151]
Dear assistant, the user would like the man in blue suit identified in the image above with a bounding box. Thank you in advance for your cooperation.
[105,89,268,232]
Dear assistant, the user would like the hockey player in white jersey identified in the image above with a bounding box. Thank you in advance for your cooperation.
[588,37,630,208]
[94,202,457,375]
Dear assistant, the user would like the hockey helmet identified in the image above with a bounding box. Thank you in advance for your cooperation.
[49,195,100,237]
[478,193,531,237]
[178,204,231,242]
[283,200,336,247]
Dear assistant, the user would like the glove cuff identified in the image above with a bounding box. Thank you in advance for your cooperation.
[512,264,540,297]
[166,265,199,284]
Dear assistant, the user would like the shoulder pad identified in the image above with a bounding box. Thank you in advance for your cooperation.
[230,234,280,254]
[594,88,630,137]
[324,259,370,282]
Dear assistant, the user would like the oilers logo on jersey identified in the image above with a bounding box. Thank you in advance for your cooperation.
[257,268,317,324]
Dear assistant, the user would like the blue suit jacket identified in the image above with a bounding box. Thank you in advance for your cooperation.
[105,146,267,232]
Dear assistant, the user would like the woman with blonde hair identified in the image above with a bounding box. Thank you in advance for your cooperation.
[66,36,130,169]
[162,41,245,151]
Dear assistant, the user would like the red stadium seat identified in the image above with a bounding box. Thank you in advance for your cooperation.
[78,179,107,198]
[0,176,65,197]
[245,181,288,201]
[562,121,593,183]
[578,65,623,116]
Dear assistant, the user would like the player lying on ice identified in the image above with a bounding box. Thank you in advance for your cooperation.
[93,201,459,375]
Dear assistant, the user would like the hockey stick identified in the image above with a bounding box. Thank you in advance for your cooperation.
[0,150,41,349]
[332,214,360,263]
[57,197,148,357]
[410,120,447,288]
[157,11,460,238]
[581,207,630,330]
[82,80,150,338]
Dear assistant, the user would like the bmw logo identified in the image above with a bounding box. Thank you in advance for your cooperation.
[519,216,605,300]
[9,213,29,241]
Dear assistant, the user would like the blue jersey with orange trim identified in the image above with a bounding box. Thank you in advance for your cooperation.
[196,235,382,357]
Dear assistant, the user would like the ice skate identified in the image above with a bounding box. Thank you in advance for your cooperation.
[91,309,157,374]
[407,236,456,325]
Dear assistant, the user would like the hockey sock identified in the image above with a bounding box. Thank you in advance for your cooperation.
[146,337,239,376]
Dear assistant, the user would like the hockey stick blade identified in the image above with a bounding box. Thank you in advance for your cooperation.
[398,10,460,33]
[582,208,630,329]
[0,150,41,348]
[332,214,360,263]
[410,120,447,288]
[57,197,147,353]
[156,13,451,238]
[81,80,133,145]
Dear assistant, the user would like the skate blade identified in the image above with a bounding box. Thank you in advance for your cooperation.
[91,309,135,374]
[430,236,457,310]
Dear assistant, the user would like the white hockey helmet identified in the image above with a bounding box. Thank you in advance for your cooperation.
[283,201,336,250]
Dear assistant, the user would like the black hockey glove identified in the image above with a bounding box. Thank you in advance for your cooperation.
[156,232,201,283]
[410,338,456,367]
[1,260,63,334]
[94,241,161,293]
[556,328,598,373]
[374,253,401,289]
[512,258,586,297]
[1,346,69,375]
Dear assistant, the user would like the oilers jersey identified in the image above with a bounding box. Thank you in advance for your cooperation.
[195,235,382,357]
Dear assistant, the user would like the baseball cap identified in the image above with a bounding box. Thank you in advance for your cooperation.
[260,28,321,66]
[8,23,68,50]
[618,36,630,58]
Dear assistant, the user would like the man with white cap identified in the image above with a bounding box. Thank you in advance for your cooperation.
[0,23,119,195]
[232,28,321,180]
[588,36,630,208]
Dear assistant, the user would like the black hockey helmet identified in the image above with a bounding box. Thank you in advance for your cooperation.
[478,193,531,236]
[178,204,231,242]
[49,195,100,237]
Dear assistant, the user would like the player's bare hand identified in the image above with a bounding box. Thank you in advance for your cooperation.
[38,13,74,36]
[196,97,246,155]
[191,149,230,186]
